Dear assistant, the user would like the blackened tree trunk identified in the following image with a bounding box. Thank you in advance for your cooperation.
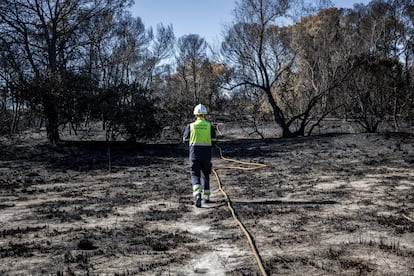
[263,87,293,137]
[43,92,60,143]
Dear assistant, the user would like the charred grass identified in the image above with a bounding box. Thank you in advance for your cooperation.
[0,133,413,274]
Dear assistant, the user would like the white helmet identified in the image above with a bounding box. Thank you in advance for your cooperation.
[193,104,207,115]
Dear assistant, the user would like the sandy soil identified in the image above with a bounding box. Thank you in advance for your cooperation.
[0,129,413,275]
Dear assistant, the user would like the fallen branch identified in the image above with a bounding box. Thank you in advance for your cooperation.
[402,214,414,223]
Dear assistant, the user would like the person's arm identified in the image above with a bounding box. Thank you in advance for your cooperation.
[211,124,217,145]
[182,124,190,143]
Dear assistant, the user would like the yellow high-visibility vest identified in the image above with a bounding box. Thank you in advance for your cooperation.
[189,118,212,146]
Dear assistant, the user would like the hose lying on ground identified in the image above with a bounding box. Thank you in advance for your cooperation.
[212,144,268,276]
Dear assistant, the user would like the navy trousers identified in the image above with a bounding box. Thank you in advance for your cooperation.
[190,160,212,191]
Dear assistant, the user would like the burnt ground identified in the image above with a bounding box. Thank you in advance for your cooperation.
[0,131,414,275]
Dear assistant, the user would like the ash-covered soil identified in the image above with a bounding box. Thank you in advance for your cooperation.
[0,131,413,275]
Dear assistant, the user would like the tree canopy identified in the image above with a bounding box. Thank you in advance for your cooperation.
[1,0,413,141]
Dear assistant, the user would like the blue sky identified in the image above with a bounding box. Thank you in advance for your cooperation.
[130,0,372,46]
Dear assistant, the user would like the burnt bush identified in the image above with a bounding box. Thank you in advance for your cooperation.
[0,108,12,135]
[99,84,163,141]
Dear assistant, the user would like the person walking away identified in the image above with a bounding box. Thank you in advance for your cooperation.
[183,104,216,208]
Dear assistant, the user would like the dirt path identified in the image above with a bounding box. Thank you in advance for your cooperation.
[172,157,260,275]
[175,209,232,275]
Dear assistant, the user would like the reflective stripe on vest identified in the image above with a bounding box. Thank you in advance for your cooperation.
[189,118,212,146]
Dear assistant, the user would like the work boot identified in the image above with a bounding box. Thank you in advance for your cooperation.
[203,190,211,203]
[195,194,202,208]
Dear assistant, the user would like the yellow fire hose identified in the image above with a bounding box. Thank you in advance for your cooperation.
[212,143,268,276]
